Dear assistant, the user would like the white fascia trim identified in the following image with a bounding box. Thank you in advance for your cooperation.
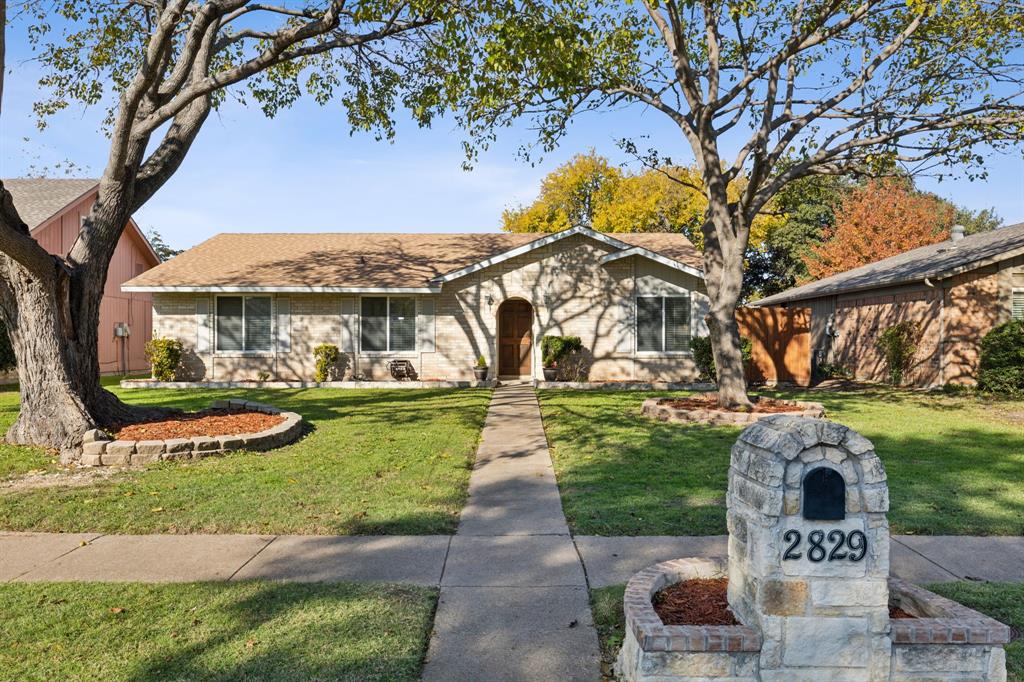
[429,225,638,284]
[600,246,704,279]
[122,285,441,294]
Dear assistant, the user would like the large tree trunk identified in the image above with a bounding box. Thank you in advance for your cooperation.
[0,256,163,462]
[0,181,170,463]
[701,196,752,410]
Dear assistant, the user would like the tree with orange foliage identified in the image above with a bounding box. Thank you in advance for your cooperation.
[802,179,956,281]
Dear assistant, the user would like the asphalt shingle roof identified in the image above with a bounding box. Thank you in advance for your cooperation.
[4,178,99,230]
[755,221,1024,306]
[124,230,704,289]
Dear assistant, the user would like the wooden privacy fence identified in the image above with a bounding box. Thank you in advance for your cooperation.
[736,306,812,387]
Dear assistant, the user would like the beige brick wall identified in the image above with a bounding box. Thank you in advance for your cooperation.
[151,234,708,382]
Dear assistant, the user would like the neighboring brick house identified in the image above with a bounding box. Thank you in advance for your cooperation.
[754,222,1024,387]
[121,226,709,382]
[5,178,162,374]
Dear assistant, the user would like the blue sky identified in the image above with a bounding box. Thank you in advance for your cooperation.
[2,21,1022,252]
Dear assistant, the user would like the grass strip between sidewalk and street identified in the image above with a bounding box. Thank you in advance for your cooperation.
[0,580,438,682]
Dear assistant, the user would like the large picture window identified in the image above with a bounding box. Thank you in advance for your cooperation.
[216,296,272,352]
[636,295,691,353]
[361,296,416,352]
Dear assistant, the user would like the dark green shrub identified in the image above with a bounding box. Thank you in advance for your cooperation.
[813,361,853,383]
[541,335,583,368]
[875,321,918,385]
[977,319,1024,397]
[691,335,752,382]
[314,343,341,382]
[144,338,183,381]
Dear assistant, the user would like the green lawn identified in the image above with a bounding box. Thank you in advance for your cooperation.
[589,581,1023,681]
[0,385,491,534]
[0,581,437,682]
[540,388,1024,536]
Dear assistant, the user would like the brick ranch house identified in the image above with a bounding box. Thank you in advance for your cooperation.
[753,222,1024,387]
[5,178,161,374]
[121,226,710,382]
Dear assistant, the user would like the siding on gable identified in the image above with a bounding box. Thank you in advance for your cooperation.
[30,190,158,375]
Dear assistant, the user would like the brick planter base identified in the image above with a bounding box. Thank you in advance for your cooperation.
[617,558,761,681]
[617,560,1010,681]
[641,396,825,426]
[79,399,304,466]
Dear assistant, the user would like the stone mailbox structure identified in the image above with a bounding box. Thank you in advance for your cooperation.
[727,416,892,678]
[618,416,1009,681]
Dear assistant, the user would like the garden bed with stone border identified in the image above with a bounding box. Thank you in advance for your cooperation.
[79,399,304,467]
[641,394,825,426]
[120,379,495,389]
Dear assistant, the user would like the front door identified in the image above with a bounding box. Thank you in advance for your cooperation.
[498,300,533,377]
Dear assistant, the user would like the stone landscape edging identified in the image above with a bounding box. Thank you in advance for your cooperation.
[641,395,826,425]
[79,399,304,467]
[120,379,496,389]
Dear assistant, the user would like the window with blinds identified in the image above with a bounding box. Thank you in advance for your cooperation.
[361,296,416,352]
[1013,289,1024,321]
[216,296,272,352]
[636,295,692,353]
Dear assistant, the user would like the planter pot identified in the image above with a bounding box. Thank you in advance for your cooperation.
[473,367,488,381]
[542,367,558,381]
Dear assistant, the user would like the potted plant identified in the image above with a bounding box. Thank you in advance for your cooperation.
[541,335,583,382]
[473,355,489,381]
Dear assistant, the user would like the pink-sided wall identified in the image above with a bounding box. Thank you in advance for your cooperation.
[32,190,159,374]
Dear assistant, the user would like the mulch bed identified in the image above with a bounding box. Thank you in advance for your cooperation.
[110,409,285,441]
[653,578,917,626]
[660,395,800,414]
[652,578,739,626]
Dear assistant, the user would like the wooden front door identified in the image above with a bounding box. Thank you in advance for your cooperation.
[498,300,533,377]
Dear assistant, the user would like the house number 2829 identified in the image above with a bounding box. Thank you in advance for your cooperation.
[782,529,867,563]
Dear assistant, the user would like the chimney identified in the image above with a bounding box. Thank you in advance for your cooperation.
[950,224,965,243]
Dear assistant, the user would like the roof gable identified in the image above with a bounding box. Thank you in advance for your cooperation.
[755,221,1024,306]
[5,178,99,230]
[123,228,704,292]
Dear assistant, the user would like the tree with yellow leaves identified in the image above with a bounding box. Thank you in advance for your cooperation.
[502,152,781,254]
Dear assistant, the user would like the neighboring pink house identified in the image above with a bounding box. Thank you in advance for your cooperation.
[6,178,162,374]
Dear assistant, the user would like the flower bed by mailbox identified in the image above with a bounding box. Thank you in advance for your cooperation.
[78,399,304,466]
[617,416,1010,681]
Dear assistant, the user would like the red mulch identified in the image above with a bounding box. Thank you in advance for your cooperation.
[110,409,285,441]
[653,578,917,625]
[660,395,799,414]
[652,578,739,626]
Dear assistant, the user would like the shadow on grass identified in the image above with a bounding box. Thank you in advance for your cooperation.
[540,390,1024,537]
[126,583,433,682]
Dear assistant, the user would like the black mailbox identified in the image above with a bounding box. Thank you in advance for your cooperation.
[802,467,846,521]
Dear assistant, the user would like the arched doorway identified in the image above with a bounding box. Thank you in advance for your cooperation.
[497,299,534,378]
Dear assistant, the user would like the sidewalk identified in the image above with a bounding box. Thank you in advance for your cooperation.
[420,383,600,681]
[6,531,1022,586]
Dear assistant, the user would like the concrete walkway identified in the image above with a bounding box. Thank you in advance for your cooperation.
[6,531,1022,586]
[421,383,600,682]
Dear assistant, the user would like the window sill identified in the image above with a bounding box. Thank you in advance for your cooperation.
[359,351,418,358]
[214,351,276,358]
[635,351,694,357]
